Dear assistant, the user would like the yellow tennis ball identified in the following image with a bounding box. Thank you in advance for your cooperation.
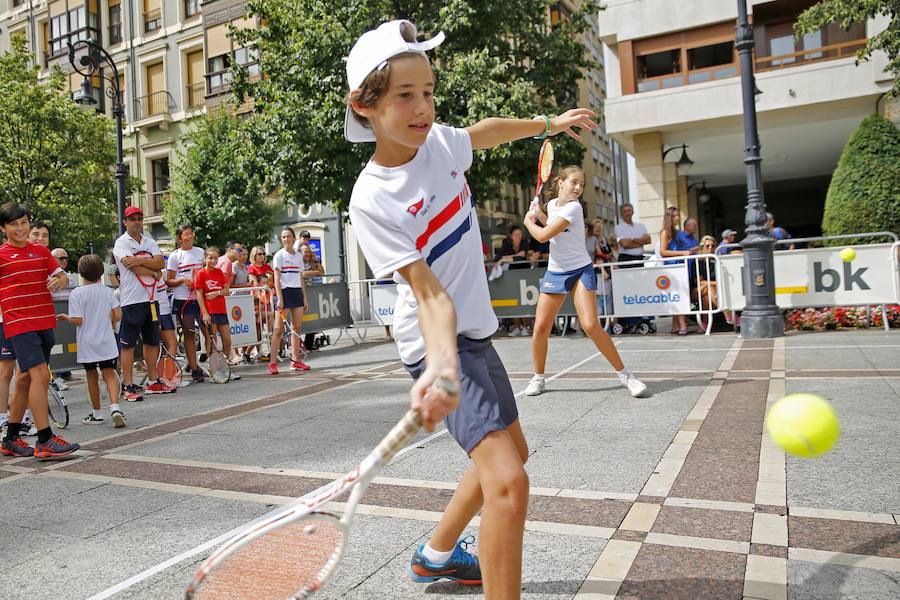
[840,247,856,262]
[766,393,840,458]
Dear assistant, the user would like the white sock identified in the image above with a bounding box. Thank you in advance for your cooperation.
[532,373,545,380]
[421,542,454,565]
[0,411,7,425]
[617,368,630,379]
[93,409,102,419]
[110,403,121,414]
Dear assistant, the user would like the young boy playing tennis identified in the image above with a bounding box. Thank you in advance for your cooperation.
[0,203,80,458]
[345,20,596,598]
[57,254,126,428]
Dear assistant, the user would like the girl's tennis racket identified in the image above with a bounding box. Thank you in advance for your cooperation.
[533,138,554,200]
[280,308,309,360]
[184,377,457,599]
[205,324,231,384]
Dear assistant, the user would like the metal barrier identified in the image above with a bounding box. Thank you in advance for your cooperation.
[717,233,899,333]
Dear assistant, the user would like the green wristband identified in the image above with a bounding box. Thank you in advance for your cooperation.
[533,114,551,139]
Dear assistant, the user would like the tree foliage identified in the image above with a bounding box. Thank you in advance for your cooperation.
[231,0,600,211]
[796,0,900,96]
[821,114,900,243]
[0,33,121,255]
[165,110,278,249]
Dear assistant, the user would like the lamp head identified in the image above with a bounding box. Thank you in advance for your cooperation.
[72,76,97,106]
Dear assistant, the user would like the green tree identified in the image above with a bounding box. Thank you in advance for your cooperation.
[796,0,900,96]
[821,114,900,243]
[231,0,600,211]
[0,33,120,255]
[165,110,277,249]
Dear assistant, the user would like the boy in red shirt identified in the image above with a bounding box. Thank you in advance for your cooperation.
[0,203,79,458]
[195,247,234,373]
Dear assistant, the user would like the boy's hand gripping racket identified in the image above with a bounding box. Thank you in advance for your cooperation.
[185,376,459,599]
[530,139,554,213]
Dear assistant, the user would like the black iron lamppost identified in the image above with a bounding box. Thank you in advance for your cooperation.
[68,39,127,236]
[735,0,783,338]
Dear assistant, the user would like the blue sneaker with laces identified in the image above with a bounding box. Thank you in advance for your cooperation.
[407,536,482,585]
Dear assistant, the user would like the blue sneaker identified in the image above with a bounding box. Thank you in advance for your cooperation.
[407,536,482,585]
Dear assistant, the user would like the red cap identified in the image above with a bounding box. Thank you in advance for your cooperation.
[124,206,143,218]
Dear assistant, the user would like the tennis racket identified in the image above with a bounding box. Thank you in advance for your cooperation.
[134,250,159,322]
[184,377,457,599]
[532,138,554,205]
[205,323,230,384]
[157,342,183,388]
[280,308,309,361]
[48,379,68,429]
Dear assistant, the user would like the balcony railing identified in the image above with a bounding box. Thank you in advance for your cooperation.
[138,191,169,216]
[134,91,172,120]
[144,9,162,34]
[755,39,867,72]
[186,82,205,109]
[637,63,739,93]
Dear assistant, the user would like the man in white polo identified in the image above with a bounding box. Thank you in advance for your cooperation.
[615,203,650,265]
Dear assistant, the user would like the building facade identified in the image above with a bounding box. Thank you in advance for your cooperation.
[597,0,894,245]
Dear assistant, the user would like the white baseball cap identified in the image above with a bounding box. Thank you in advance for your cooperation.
[344,20,445,143]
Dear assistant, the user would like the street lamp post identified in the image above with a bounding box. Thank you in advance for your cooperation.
[735,0,783,339]
[68,39,127,236]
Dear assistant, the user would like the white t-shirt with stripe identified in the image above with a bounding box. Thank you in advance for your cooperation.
[349,123,497,364]
[166,247,205,301]
[272,248,303,289]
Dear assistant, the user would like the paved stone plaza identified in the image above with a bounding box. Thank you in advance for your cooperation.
[1,328,898,599]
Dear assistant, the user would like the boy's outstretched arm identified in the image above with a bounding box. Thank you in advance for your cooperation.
[466,108,597,151]
[396,259,460,432]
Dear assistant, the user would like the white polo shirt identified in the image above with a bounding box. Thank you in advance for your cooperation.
[349,123,497,364]
[113,232,163,307]
[615,221,649,257]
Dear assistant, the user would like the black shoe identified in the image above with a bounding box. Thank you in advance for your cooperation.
[192,369,205,383]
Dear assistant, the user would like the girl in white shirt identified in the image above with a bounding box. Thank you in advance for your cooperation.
[269,227,309,375]
[522,166,647,398]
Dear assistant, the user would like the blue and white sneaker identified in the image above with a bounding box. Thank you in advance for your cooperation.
[407,536,482,585]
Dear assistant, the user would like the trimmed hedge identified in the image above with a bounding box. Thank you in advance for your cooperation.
[822,114,900,245]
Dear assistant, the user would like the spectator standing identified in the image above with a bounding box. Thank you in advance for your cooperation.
[195,247,236,379]
[494,226,531,336]
[614,203,650,265]
[269,227,310,375]
[691,236,718,311]
[659,207,697,335]
[56,254,126,428]
[166,224,206,383]
[716,229,740,255]
[300,243,325,351]
[0,203,79,459]
[28,222,50,247]
[114,206,172,399]
[50,248,78,388]
[292,229,313,254]
[766,212,794,250]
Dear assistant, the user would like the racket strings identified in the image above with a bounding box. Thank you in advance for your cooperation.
[193,520,344,600]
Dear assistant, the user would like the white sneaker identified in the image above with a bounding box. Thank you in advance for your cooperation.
[53,377,69,391]
[619,372,648,398]
[524,376,546,396]
[509,326,521,337]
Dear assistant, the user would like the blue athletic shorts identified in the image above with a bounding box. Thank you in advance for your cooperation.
[159,314,176,331]
[540,263,597,294]
[173,299,201,332]
[0,325,15,361]
[209,313,229,325]
[404,335,518,455]
[119,302,161,349]
[281,287,305,309]
[9,329,55,372]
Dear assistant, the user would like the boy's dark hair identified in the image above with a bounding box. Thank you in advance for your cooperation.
[78,254,105,282]
[30,221,50,233]
[281,227,295,238]
[346,51,425,130]
[0,203,30,227]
